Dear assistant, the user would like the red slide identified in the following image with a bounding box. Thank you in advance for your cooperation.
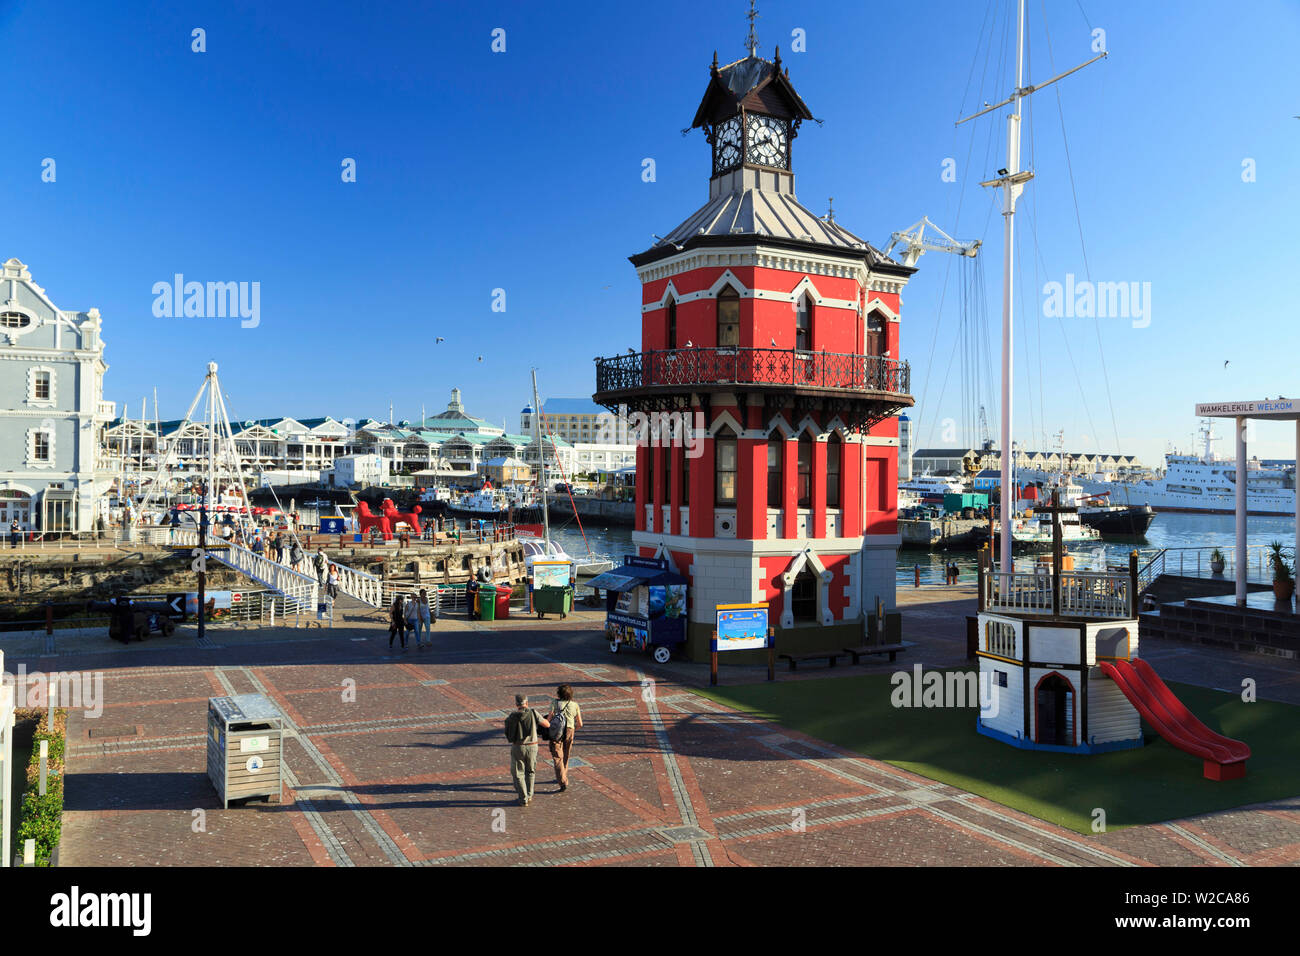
[1098,658,1250,780]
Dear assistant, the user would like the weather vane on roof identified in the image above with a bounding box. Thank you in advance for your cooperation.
[745,0,759,57]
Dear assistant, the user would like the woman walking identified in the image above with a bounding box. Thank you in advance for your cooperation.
[388,593,407,650]
[404,591,422,649]
[549,684,583,792]
[414,588,432,649]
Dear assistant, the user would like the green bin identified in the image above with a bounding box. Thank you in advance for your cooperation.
[534,585,572,619]
[478,583,498,621]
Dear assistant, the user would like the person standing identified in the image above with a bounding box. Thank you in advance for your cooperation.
[314,547,329,585]
[415,588,432,649]
[404,591,421,647]
[548,684,583,792]
[272,531,284,564]
[388,593,407,650]
[9,518,20,549]
[504,694,550,807]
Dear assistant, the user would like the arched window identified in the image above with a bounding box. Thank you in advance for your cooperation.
[767,431,784,508]
[797,432,812,507]
[666,297,677,349]
[716,286,740,348]
[715,427,737,504]
[795,293,813,352]
[865,309,885,356]
[826,432,842,508]
[681,444,690,506]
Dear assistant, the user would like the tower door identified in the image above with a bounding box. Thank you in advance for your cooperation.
[1035,673,1074,747]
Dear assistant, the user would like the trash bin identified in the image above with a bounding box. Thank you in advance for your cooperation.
[494,586,511,619]
[534,585,572,620]
[206,694,284,809]
[479,583,498,621]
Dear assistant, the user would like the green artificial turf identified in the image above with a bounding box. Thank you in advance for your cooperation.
[698,670,1300,834]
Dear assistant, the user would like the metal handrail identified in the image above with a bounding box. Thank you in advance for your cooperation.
[595,347,910,395]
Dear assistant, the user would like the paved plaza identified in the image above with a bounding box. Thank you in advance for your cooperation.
[9,587,1298,867]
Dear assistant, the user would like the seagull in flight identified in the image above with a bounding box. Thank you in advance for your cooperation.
[477,356,483,362]
[1224,360,1230,368]
[435,336,445,344]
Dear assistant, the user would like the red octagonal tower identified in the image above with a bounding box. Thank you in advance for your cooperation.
[594,45,915,661]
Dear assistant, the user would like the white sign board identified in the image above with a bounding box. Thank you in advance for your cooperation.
[240,736,270,753]
[1195,399,1300,419]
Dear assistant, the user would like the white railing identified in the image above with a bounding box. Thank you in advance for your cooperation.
[1059,570,1130,617]
[213,540,319,613]
[984,571,1053,615]
[984,565,1133,619]
[332,561,384,608]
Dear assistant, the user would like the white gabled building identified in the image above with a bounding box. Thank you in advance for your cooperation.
[0,259,115,532]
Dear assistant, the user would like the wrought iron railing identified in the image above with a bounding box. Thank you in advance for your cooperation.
[595,347,910,395]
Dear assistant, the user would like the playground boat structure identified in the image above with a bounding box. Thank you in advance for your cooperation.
[964,1,1249,777]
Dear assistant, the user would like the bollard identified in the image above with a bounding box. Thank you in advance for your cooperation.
[39,740,47,796]
[914,565,921,588]
[47,679,55,726]
[23,839,35,867]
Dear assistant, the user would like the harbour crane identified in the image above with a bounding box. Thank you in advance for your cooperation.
[882,216,981,267]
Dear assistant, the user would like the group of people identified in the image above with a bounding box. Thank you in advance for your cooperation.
[388,589,435,650]
[505,687,583,806]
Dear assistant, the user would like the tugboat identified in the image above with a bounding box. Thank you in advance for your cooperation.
[1075,491,1156,537]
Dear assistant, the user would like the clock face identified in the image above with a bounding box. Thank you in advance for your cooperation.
[714,116,742,173]
[745,114,789,169]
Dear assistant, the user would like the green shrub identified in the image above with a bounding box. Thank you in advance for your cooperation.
[15,708,67,866]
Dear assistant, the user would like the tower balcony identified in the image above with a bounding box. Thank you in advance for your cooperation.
[594,347,912,428]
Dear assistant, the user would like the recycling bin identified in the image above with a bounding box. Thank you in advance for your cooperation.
[478,583,498,621]
[207,694,284,809]
[534,585,573,620]
[494,586,511,619]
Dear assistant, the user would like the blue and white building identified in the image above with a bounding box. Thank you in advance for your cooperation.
[0,258,115,532]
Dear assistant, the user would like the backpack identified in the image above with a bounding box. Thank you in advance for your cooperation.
[548,704,567,742]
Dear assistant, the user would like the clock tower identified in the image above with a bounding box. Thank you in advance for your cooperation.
[593,40,916,662]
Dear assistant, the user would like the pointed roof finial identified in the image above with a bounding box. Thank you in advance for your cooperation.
[745,0,759,57]
[773,45,781,67]
[827,197,835,222]
[712,49,719,70]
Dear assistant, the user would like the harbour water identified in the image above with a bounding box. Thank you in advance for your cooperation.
[543,512,1297,589]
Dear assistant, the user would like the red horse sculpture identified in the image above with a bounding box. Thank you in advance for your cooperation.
[355,501,393,539]
[381,498,423,534]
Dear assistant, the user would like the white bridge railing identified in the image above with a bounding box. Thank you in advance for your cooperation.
[983,566,1133,619]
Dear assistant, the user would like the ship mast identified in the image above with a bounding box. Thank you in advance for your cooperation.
[531,369,551,550]
[956,0,1105,569]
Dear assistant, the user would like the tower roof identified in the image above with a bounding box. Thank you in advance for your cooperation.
[691,50,813,129]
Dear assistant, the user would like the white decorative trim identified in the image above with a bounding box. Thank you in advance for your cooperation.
[636,245,881,286]
[25,425,55,469]
[864,297,900,323]
[706,410,745,437]
[26,365,56,407]
[778,545,834,627]
[765,413,795,438]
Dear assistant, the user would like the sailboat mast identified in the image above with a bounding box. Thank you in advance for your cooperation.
[531,369,550,547]
[997,0,1026,570]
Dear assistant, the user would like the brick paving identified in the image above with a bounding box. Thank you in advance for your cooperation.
[6,587,1296,866]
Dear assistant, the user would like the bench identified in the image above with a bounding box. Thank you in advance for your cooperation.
[842,642,907,664]
[778,652,842,671]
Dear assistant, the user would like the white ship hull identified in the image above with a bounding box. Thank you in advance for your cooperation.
[1077,479,1294,516]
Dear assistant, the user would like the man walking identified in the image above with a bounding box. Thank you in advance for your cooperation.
[504,694,549,807]
[314,547,329,584]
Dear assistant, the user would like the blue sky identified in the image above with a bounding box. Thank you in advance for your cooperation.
[5,0,1299,464]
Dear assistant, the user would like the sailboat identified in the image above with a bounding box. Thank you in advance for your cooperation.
[522,370,614,579]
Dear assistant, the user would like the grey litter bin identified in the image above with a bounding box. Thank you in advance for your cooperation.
[207,694,285,809]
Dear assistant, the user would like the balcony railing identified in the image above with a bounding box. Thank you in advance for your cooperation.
[595,347,910,396]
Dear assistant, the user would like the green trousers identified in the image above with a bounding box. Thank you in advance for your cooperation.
[510,743,538,802]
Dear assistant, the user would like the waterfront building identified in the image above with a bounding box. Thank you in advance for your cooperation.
[592,43,914,658]
[329,453,388,487]
[898,412,912,481]
[521,398,631,445]
[0,258,116,532]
